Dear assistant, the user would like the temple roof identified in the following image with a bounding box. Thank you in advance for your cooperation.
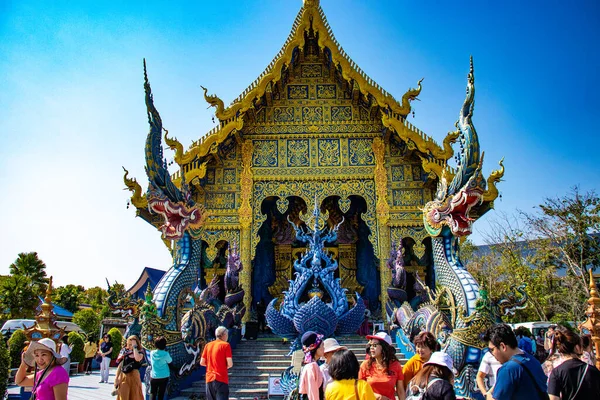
[164,0,461,182]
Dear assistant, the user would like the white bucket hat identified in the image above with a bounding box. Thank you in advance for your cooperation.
[423,351,454,374]
[23,338,68,367]
[366,331,393,346]
[323,338,347,354]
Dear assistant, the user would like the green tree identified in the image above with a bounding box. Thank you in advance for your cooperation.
[72,308,101,336]
[526,187,600,293]
[0,275,38,319]
[9,252,49,293]
[0,335,9,399]
[68,331,85,364]
[54,284,85,313]
[8,330,27,368]
[107,328,123,359]
[467,213,557,322]
[81,287,108,310]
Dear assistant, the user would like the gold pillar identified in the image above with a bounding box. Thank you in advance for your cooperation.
[581,270,600,370]
[338,244,363,301]
[238,140,254,322]
[269,244,293,301]
[372,137,391,308]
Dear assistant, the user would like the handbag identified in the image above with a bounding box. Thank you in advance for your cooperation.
[95,354,103,363]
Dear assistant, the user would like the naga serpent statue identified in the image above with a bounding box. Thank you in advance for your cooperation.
[265,198,366,351]
[391,59,525,399]
[119,61,245,392]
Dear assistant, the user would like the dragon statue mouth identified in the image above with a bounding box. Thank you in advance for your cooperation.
[424,185,483,237]
[149,198,206,240]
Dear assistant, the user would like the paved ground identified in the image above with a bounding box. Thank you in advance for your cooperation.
[7,367,153,400]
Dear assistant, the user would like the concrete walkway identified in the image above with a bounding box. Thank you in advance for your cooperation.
[7,367,148,400]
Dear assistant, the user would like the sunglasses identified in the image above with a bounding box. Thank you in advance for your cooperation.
[368,343,381,348]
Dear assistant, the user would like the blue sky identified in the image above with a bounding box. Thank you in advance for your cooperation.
[1,0,598,288]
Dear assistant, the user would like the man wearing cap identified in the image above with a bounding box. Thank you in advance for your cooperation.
[483,324,547,400]
[320,338,347,391]
[15,337,70,400]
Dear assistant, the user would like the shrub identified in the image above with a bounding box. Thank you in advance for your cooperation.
[68,331,85,364]
[0,336,10,399]
[72,309,101,336]
[107,328,123,359]
[8,330,27,368]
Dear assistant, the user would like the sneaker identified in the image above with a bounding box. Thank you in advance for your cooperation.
[99,380,105,383]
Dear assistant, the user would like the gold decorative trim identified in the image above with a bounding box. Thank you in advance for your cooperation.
[482,157,504,203]
[123,167,148,208]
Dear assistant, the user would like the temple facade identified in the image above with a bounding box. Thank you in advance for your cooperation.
[124,0,500,320]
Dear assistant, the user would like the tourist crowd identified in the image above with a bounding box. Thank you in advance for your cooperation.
[294,323,599,400]
[12,323,598,400]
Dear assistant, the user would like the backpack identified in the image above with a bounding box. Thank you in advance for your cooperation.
[406,378,441,400]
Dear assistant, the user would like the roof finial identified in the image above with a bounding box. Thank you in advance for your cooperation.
[303,0,319,8]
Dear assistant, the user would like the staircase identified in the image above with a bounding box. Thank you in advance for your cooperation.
[178,335,407,400]
[180,336,290,399]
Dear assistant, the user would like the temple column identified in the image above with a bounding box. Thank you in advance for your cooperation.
[372,137,391,309]
[238,140,254,322]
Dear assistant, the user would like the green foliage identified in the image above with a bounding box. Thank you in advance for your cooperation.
[9,252,49,293]
[81,287,108,311]
[8,330,27,368]
[68,331,85,363]
[0,275,38,319]
[54,284,85,313]
[107,328,123,359]
[72,308,101,336]
[0,335,10,399]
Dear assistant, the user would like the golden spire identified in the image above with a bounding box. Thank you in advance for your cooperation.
[303,0,320,8]
[580,269,600,369]
[24,276,65,342]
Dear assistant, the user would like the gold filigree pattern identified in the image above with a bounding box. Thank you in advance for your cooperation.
[287,85,309,100]
[349,138,374,166]
[318,139,341,166]
[252,140,278,167]
[302,106,323,123]
[287,139,310,167]
[331,106,352,122]
[316,84,336,99]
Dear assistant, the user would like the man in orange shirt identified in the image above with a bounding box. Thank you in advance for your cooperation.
[200,326,233,400]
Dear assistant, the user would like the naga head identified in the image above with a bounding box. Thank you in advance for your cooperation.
[423,58,487,237]
[143,61,208,239]
[147,189,207,240]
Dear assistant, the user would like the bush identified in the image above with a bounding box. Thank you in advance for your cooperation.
[0,336,10,399]
[68,331,85,364]
[8,330,27,368]
[107,328,123,359]
[72,309,101,336]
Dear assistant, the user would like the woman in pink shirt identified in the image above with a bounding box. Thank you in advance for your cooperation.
[15,337,69,400]
[299,331,325,400]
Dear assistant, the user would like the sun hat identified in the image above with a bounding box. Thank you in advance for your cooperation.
[323,338,347,354]
[423,351,454,374]
[23,338,68,367]
[366,332,393,346]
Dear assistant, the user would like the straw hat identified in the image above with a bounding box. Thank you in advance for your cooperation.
[323,338,347,354]
[23,338,68,367]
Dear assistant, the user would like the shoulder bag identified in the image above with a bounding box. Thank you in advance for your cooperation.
[511,357,550,400]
